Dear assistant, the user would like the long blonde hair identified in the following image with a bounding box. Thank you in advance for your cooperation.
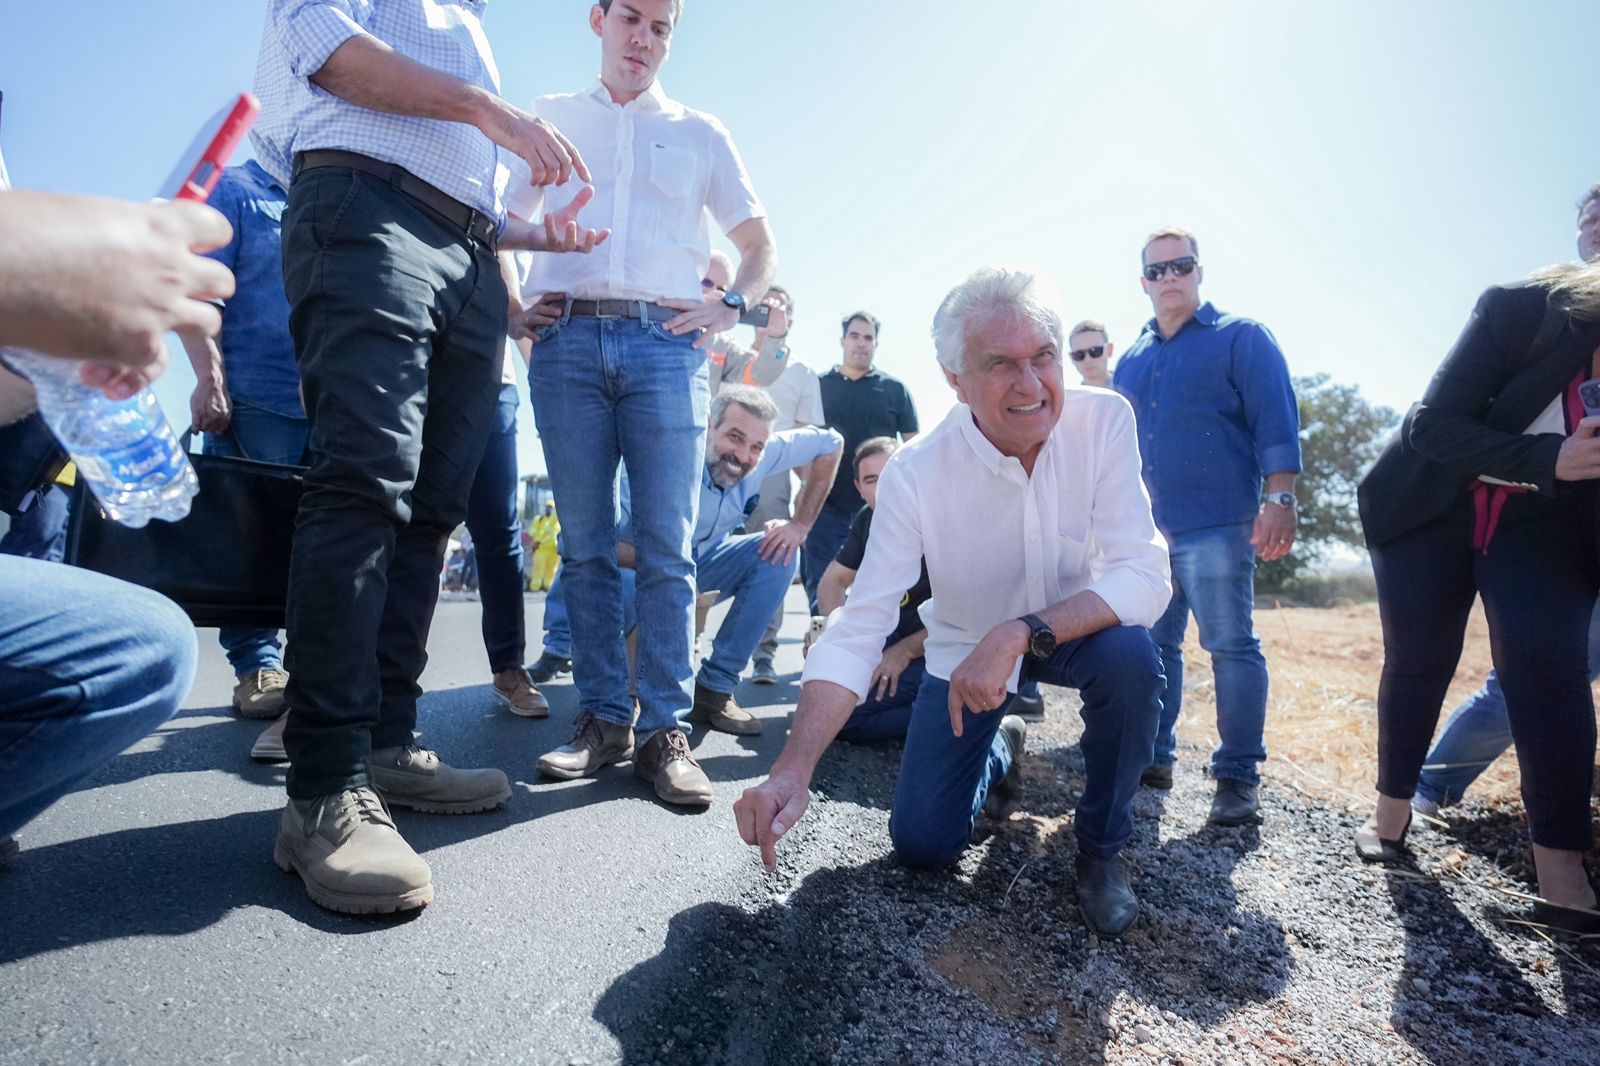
[1531,259,1600,321]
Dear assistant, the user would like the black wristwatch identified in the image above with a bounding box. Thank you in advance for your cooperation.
[1020,614,1056,659]
[721,290,747,316]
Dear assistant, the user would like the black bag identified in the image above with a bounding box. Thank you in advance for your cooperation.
[0,412,68,518]
[65,431,305,629]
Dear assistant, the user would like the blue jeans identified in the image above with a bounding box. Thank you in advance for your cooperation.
[1149,521,1268,785]
[0,483,70,562]
[528,313,708,739]
[540,565,637,662]
[890,625,1163,865]
[838,641,926,743]
[204,402,310,677]
[694,531,799,695]
[465,384,525,673]
[0,556,197,838]
[1416,598,1600,806]
[800,502,855,613]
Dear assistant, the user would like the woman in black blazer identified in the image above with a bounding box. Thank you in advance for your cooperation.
[1357,262,1600,916]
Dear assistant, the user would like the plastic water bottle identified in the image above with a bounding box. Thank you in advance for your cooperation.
[4,348,198,528]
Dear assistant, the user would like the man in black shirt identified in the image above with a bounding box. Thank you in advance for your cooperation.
[802,311,918,610]
[814,439,927,740]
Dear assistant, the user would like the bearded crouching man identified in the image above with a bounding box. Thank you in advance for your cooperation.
[735,266,1171,937]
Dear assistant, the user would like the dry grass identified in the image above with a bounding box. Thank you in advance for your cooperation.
[1168,601,1593,808]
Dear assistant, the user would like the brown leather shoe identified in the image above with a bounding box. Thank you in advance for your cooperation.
[686,682,762,736]
[633,728,712,807]
[251,713,288,763]
[536,710,635,780]
[492,667,550,718]
[233,668,288,719]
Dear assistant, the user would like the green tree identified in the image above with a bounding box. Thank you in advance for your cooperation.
[1256,374,1399,590]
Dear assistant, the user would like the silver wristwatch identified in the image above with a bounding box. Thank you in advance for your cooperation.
[1264,491,1296,510]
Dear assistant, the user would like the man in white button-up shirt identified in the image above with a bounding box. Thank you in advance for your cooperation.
[736,267,1171,937]
[507,0,777,809]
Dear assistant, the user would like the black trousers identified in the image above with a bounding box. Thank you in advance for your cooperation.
[1371,493,1598,849]
[279,166,506,799]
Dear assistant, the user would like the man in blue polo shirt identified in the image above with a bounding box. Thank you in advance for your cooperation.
[1112,226,1300,827]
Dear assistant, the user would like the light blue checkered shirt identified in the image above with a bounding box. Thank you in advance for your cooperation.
[251,0,513,219]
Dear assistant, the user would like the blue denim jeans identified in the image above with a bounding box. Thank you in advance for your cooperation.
[1149,520,1268,785]
[889,625,1162,865]
[800,502,855,613]
[0,556,197,838]
[539,565,637,662]
[838,641,926,743]
[465,383,525,673]
[204,402,310,677]
[1416,598,1600,806]
[0,483,70,562]
[694,531,799,695]
[528,313,708,739]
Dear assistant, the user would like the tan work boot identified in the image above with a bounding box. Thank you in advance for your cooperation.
[492,667,550,718]
[634,728,713,807]
[369,745,510,815]
[251,713,288,763]
[233,668,288,719]
[686,682,762,736]
[273,787,434,915]
[536,710,634,780]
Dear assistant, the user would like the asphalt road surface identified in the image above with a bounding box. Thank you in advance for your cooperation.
[0,590,811,1065]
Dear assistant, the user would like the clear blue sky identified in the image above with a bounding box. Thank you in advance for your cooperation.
[2,2,1595,479]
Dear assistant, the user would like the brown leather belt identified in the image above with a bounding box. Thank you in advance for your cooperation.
[294,149,498,250]
[566,299,680,323]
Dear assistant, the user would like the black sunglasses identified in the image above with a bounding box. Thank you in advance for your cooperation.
[1142,256,1198,282]
[1070,346,1106,362]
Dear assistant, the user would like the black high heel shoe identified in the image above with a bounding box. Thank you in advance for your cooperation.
[1354,811,1411,863]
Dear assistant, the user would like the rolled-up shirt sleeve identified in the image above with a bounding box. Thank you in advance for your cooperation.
[1236,322,1302,475]
[277,0,369,83]
[802,459,924,699]
[1085,401,1172,629]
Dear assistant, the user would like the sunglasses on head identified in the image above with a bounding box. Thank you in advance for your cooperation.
[1070,346,1106,362]
[1142,256,1198,282]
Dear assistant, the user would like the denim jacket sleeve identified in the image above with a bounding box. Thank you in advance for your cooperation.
[1233,321,1302,476]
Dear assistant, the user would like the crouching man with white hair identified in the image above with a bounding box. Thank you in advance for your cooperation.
[735,266,1171,936]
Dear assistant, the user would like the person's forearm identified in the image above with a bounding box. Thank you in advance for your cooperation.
[310,32,496,129]
[817,562,855,617]
[769,681,859,785]
[177,327,225,386]
[1264,471,1297,494]
[896,628,928,660]
[790,451,840,527]
[992,589,1122,659]
[726,218,778,310]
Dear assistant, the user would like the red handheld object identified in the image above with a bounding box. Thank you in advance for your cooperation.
[159,93,260,203]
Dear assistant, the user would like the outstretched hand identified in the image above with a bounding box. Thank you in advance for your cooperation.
[734,774,811,873]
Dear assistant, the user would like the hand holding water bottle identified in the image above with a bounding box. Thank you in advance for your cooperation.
[0,192,235,527]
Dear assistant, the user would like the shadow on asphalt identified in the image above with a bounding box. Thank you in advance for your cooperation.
[1384,869,1558,1063]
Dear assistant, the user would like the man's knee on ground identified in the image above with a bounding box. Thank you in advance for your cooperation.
[889,812,969,871]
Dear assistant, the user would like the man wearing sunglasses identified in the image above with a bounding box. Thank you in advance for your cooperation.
[1068,319,1114,388]
[1112,227,1300,828]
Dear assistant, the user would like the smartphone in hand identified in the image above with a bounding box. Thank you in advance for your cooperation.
[739,302,771,329]
[1579,380,1600,421]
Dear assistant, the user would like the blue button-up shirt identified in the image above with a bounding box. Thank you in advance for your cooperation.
[252,0,513,219]
[202,161,304,420]
[1112,301,1300,535]
[691,425,843,559]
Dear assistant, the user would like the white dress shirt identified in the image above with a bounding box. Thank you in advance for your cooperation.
[508,80,764,303]
[804,387,1172,699]
[252,0,514,219]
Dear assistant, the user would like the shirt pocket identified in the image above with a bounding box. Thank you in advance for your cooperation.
[1055,529,1089,579]
[648,143,698,199]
